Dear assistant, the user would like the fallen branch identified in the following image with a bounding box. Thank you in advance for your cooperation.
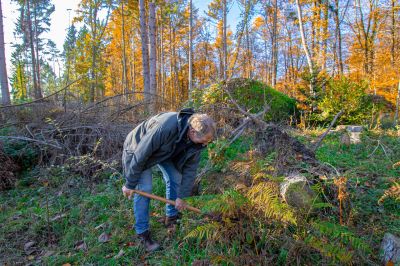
[312,110,344,152]
[0,136,62,149]
[0,77,83,109]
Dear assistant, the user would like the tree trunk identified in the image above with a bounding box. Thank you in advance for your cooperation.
[148,0,157,111]
[160,9,165,106]
[271,0,278,87]
[391,0,396,66]
[0,0,10,105]
[26,0,41,99]
[334,0,343,74]
[321,0,328,71]
[394,79,400,126]
[33,2,42,95]
[188,0,193,95]
[222,0,227,80]
[139,0,150,105]
[295,0,315,96]
[121,0,128,100]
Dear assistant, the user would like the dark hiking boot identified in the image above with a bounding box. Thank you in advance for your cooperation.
[164,212,182,227]
[137,230,160,252]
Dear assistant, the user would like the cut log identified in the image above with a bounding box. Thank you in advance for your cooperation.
[280,174,315,210]
[381,233,400,265]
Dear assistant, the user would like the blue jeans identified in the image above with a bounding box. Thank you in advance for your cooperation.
[133,160,182,234]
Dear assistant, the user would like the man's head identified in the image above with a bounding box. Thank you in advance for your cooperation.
[187,113,216,145]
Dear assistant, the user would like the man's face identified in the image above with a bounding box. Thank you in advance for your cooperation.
[188,128,213,146]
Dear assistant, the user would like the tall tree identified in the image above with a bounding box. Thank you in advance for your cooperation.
[149,0,157,109]
[76,0,112,102]
[139,0,150,104]
[295,0,315,96]
[188,0,193,91]
[0,0,10,104]
[25,0,41,99]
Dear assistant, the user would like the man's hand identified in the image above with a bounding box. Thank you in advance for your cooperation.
[122,185,135,199]
[175,198,187,211]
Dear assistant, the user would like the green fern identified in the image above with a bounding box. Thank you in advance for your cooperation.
[312,221,371,253]
[305,235,353,263]
[184,222,221,241]
[247,182,296,224]
[202,189,248,217]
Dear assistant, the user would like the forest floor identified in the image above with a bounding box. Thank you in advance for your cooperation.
[0,129,399,265]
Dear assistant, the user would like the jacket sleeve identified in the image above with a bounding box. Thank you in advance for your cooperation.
[124,124,165,189]
[179,152,201,198]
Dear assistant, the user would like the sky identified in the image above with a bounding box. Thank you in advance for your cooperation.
[1,0,240,88]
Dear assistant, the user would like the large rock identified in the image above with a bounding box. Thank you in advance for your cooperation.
[381,233,400,265]
[280,174,315,210]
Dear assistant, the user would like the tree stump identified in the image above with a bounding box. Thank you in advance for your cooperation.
[381,233,400,265]
[280,174,315,210]
[346,126,363,144]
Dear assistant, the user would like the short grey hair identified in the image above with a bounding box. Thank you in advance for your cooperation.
[188,113,216,138]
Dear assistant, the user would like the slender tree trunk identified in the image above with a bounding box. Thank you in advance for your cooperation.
[89,4,98,102]
[139,0,150,104]
[33,2,41,94]
[322,0,328,71]
[160,10,165,106]
[223,0,227,80]
[395,79,400,125]
[26,0,40,99]
[188,0,193,94]
[130,36,136,95]
[149,0,157,110]
[121,0,128,100]
[271,0,278,87]
[296,0,315,96]
[0,0,10,104]
[333,0,343,74]
[391,0,396,66]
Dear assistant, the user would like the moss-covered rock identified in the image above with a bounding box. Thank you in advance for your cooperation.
[192,78,297,123]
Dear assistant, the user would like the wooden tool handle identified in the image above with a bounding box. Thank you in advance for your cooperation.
[133,189,202,214]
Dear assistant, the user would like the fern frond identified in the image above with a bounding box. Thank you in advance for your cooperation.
[202,189,248,217]
[247,182,296,224]
[378,182,400,204]
[312,221,371,253]
[184,222,221,241]
[305,235,353,263]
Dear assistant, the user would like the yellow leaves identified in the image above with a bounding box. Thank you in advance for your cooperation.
[247,181,297,224]
[253,16,265,30]
[378,181,400,204]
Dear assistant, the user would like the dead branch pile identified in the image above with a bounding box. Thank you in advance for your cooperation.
[0,94,173,179]
[255,125,332,177]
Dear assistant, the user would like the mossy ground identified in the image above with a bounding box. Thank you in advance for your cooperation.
[0,130,399,265]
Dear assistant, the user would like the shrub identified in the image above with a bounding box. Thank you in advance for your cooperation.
[192,78,297,124]
[318,77,387,125]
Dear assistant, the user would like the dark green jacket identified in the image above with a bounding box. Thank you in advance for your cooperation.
[122,108,205,198]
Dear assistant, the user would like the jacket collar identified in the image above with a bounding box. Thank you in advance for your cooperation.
[176,108,195,143]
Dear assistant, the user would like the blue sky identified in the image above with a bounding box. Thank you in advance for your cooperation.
[2,0,241,82]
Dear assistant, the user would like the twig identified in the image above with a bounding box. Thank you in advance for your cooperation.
[0,77,83,109]
[312,110,344,152]
[0,136,62,149]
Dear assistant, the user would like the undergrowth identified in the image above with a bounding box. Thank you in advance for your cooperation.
[0,130,399,265]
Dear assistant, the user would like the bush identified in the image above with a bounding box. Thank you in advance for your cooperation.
[192,78,297,124]
[318,77,387,125]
